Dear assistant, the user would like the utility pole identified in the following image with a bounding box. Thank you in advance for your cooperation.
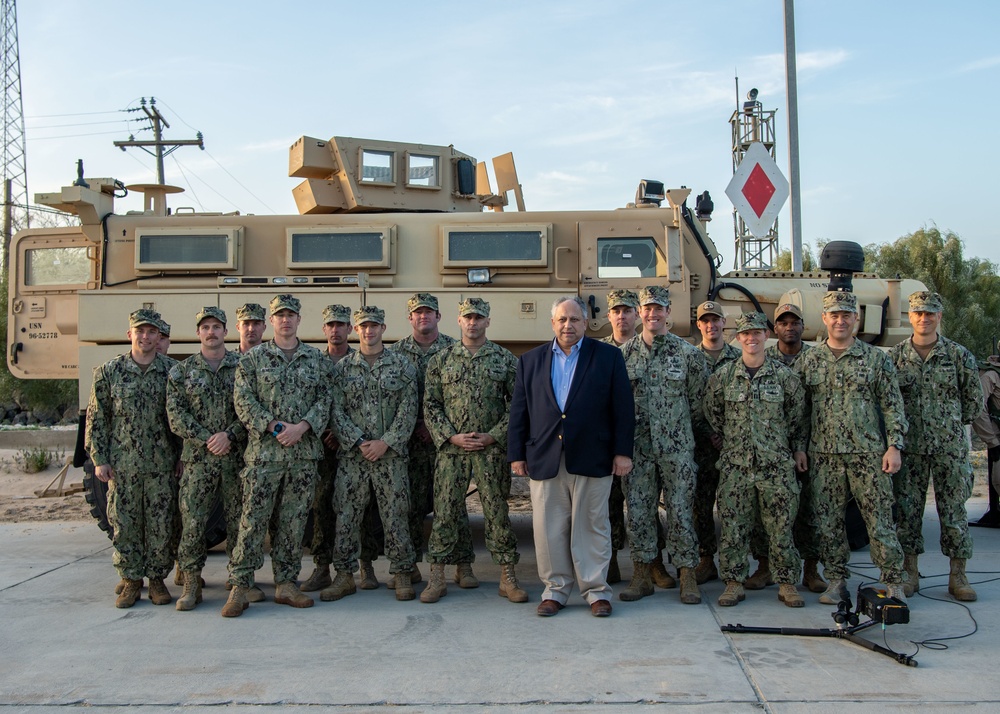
[784,0,803,271]
[1,0,28,270]
[114,97,204,184]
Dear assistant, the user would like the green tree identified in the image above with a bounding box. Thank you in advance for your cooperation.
[774,242,819,271]
[864,227,1000,358]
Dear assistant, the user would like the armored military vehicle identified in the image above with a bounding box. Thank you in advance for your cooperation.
[6,134,925,540]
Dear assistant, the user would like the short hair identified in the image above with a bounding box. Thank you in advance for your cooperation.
[551,295,587,319]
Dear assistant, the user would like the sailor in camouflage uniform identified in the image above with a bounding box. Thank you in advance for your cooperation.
[323,306,419,602]
[795,291,908,603]
[86,309,179,608]
[619,286,710,605]
[419,298,527,604]
[221,295,334,617]
[166,306,246,610]
[300,304,363,593]
[692,301,740,585]
[705,312,808,608]
[155,319,172,357]
[386,293,457,588]
[601,289,673,588]
[747,302,826,594]
[889,290,982,601]
[235,303,267,354]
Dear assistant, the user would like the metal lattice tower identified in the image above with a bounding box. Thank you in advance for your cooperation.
[730,91,778,270]
[1,0,28,244]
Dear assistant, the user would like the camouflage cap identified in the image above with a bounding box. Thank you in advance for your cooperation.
[606,289,639,310]
[774,302,804,321]
[195,306,227,326]
[353,305,385,326]
[908,290,943,313]
[269,294,301,315]
[696,301,724,319]
[407,292,440,313]
[458,297,490,317]
[822,291,858,314]
[735,311,768,333]
[129,308,162,330]
[638,285,671,307]
[236,303,266,322]
[322,304,352,324]
[157,319,171,337]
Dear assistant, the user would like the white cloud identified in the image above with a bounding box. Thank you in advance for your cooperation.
[958,56,1000,72]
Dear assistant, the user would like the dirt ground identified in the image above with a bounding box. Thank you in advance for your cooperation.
[0,443,990,526]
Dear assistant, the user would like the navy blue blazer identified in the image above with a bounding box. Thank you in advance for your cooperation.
[507,337,635,480]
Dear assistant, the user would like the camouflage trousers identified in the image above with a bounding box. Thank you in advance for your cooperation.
[332,454,415,574]
[176,457,242,572]
[810,452,903,583]
[427,450,518,565]
[693,441,722,557]
[310,453,379,567]
[623,447,698,568]
[107,470,176,580]
[894,451,974,559]
[717,459,801,583]
[608,476,626,551]
[229,459,318,588]
[405,437,436,561]
[750,470,821,561]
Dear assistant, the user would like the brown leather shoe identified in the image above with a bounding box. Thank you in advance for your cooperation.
[536,599,564,617]
[590,599,612,617]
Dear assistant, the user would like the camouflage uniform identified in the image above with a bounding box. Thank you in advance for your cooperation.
[601,334,630,554]
[693,338,740,559]
[167,341,246,573]
[795,294,907,585]
[389,311,457,563]
[424,337,518,565]
[86,312,179,582]
[705,322,808,585]
[889,329,982,560]
[760,341,820,562]
[621,331,709,567]
[229,318,333,589]
[330,313,418,575]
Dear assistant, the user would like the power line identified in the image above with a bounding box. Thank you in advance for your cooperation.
[28,119,134,129]
[25,109,125,119]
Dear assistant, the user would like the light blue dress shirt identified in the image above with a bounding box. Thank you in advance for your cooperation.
[550,338,581,411]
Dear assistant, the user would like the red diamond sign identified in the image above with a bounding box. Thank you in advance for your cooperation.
[726,142,789,238]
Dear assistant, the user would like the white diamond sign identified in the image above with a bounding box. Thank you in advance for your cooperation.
[725,141,789,238]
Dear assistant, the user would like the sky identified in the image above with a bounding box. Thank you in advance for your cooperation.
[15,0,1000,269]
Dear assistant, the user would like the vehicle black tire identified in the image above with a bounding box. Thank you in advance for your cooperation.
[82,458,228,548]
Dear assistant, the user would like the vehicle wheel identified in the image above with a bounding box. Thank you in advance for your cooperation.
[82,458,227,548]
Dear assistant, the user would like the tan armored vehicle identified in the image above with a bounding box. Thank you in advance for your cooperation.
[6,134,924,537]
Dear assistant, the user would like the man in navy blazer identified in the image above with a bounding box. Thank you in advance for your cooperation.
[508,296,635,617]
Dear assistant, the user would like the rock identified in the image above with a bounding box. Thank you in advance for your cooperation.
[12,412,28,426]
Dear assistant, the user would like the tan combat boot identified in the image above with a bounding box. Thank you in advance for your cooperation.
[321,571,357,601]
[275,581,314,608]
[114,578,138,595]
[608,550,622,584]
[148,577,172,606]
[394,571,415,601]
[903,553,920,597]
[358,560,378,590]
[386,565,422,589]
[246,583,266,603]
[115,579,142,609]
[651,552,677,589]
[694,555,719,584]
[175,570,203,611]
[499,564,529,603]
[221,585,249,617]
[678,567,702,604]
[818,578,849,605]
[420,564,448,603]
[300,564,332,592]
[174,562,184,586]
[744,558,774,590]
[802,559,827,594]
[619,562,654,601]
[718,581,745,607]
[454,563,480,588]
[948,558,977,602]
[885,582,907,602]
[778,583,804,608]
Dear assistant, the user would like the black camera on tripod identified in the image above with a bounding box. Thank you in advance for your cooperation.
[833,585,909,627]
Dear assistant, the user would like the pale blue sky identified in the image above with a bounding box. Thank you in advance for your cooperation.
[18,1,1000,268]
